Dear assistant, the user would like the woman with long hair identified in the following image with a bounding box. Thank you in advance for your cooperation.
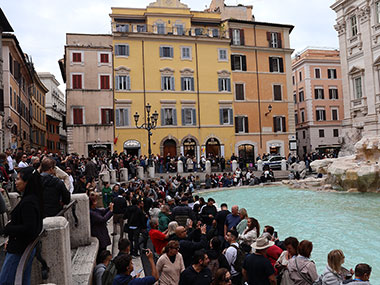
[156,240,184,285]
[0,167,43,284]
[212,268,232,285]
[321,249,352,284]
[238,217,260,249]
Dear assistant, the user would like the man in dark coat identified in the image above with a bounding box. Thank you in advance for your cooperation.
[124,198,146,256]
[84,158,97,180]
[172,197,195,226]
[40,157,71,217]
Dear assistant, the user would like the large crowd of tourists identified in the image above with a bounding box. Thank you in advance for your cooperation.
[0,148,373,285]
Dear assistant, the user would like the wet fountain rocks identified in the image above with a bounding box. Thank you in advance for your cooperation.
[310,136,380,193]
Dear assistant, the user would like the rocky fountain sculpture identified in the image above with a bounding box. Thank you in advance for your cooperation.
[310,136,380,192]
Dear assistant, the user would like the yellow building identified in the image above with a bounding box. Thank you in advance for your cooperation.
[111,0,235,161]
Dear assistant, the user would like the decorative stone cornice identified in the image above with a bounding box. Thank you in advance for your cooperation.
[358,5,371,23]
[334,21,346,36]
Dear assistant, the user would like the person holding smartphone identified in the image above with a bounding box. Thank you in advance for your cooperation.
[113,249,158,285]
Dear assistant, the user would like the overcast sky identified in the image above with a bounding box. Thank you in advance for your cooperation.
[2,0,338,90]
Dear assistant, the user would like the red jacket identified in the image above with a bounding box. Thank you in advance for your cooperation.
[265,244,283,274]
[149,229,168,254]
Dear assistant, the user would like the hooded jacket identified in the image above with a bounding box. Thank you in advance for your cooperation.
[288,256,319,285]
[41,172,71,217]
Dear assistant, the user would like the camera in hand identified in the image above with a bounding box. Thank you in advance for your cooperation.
[141,248,149,254]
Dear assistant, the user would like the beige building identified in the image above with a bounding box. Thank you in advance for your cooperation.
[331,0,380,142]
[60,34,114,156]
[292,48,344,158]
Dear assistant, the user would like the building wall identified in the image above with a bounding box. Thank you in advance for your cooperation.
[46,116,60,153]
[38,72,67,154]
[64,34,114,156]
[30,69,47,150]
[331,0,380,140]
[111,1,235,160]
[226,21,295,161]
[2,36,32,151]
[292,48,343,157]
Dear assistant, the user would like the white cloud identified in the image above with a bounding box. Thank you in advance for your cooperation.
[2,0,338,91]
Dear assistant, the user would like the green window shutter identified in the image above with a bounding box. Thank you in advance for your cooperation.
[218,78,222,91]
[191,78,194,91]
[161,76,165,90]
[181,109,185,126]
[127,76,131,90]
[115,76,119,90]
[170,77,175,90]
[219,109,223,125]
[115,109,120,126]
[228,108,233,125]
[173,109,177,125]
[181,77,184,91]
[227,79,231,92]
[159,47,163,57]
[161,108,165,126]
[192,108,196,125]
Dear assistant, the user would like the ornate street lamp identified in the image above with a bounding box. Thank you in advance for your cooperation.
[134,103,159,166]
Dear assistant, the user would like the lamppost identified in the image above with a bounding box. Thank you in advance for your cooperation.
[134,103,159,167]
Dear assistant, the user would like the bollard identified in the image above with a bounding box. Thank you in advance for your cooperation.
[110,169,117,184]
[205,160,211,174]
[137,166,144,180]
[32,217,72,285]
[64,194,91,248]
[99,171,110,184]
[148,165,155,179]
[257,160,263,171]
[8,192,20,211]
[120,168,129,182]
[231,160,238,172]
[281,159,287,171]
[177,160,183,173]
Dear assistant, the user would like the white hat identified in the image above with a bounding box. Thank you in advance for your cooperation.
[251,236,274,250]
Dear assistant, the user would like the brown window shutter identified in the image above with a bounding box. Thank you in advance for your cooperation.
[240,29,245,45]
[101,109,107,124]
[277,33,282,48]
[244,117,249,133]
[229,29,233,44]
[273,117,278,132]
[282,117,286,132]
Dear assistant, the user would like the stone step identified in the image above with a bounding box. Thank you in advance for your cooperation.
[71,237,99,285]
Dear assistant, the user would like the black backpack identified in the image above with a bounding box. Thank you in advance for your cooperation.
[230,244,245,273]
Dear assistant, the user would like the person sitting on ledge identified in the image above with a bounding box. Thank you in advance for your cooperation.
[113,249,158,285]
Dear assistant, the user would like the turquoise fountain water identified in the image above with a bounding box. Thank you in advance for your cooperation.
[200,186,380,283]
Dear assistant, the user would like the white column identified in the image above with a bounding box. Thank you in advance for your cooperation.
[221,145,225,157]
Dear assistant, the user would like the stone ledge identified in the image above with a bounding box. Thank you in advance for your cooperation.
[72,237,99,285]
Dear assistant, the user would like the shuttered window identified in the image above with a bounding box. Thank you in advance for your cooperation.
[269,57,284,73]
[100,53,109,63]
[316,109,326,121]
[273,116,286,132]
[181,77,194,91]
[159,46,174,58]
[314,88,324,99]
[273,85,282,101]
[73,108,83,125]
[115,109,129,127]
[72,74,82,89]
[115,45,129,56]
[101,108,113,124]
[100,75,110,89]
[266,32,282,48]
[329,88,338,99]
[235,84,244,100]
[230,29,245,45]
[181,108,196,126]
[72,52,82,62]
[115,75,131,91]
[218,78,231,92]
[231,55,247,71]
[235,116,248,133]
[161,108,177,126]
[161,76,175,91]
[219,108,233,125]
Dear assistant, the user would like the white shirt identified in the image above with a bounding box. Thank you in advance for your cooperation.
[18,161,28,168]
[225,242,239,276]
[68,175,74,194]
[7,156,14,171]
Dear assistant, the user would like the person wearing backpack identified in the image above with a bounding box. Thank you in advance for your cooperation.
[224,229,244,285]
[207,237,231,280]
[93,250,112,285]
[242,236,276,285]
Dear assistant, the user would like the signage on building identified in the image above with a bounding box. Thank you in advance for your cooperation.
[124,140,141,148]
